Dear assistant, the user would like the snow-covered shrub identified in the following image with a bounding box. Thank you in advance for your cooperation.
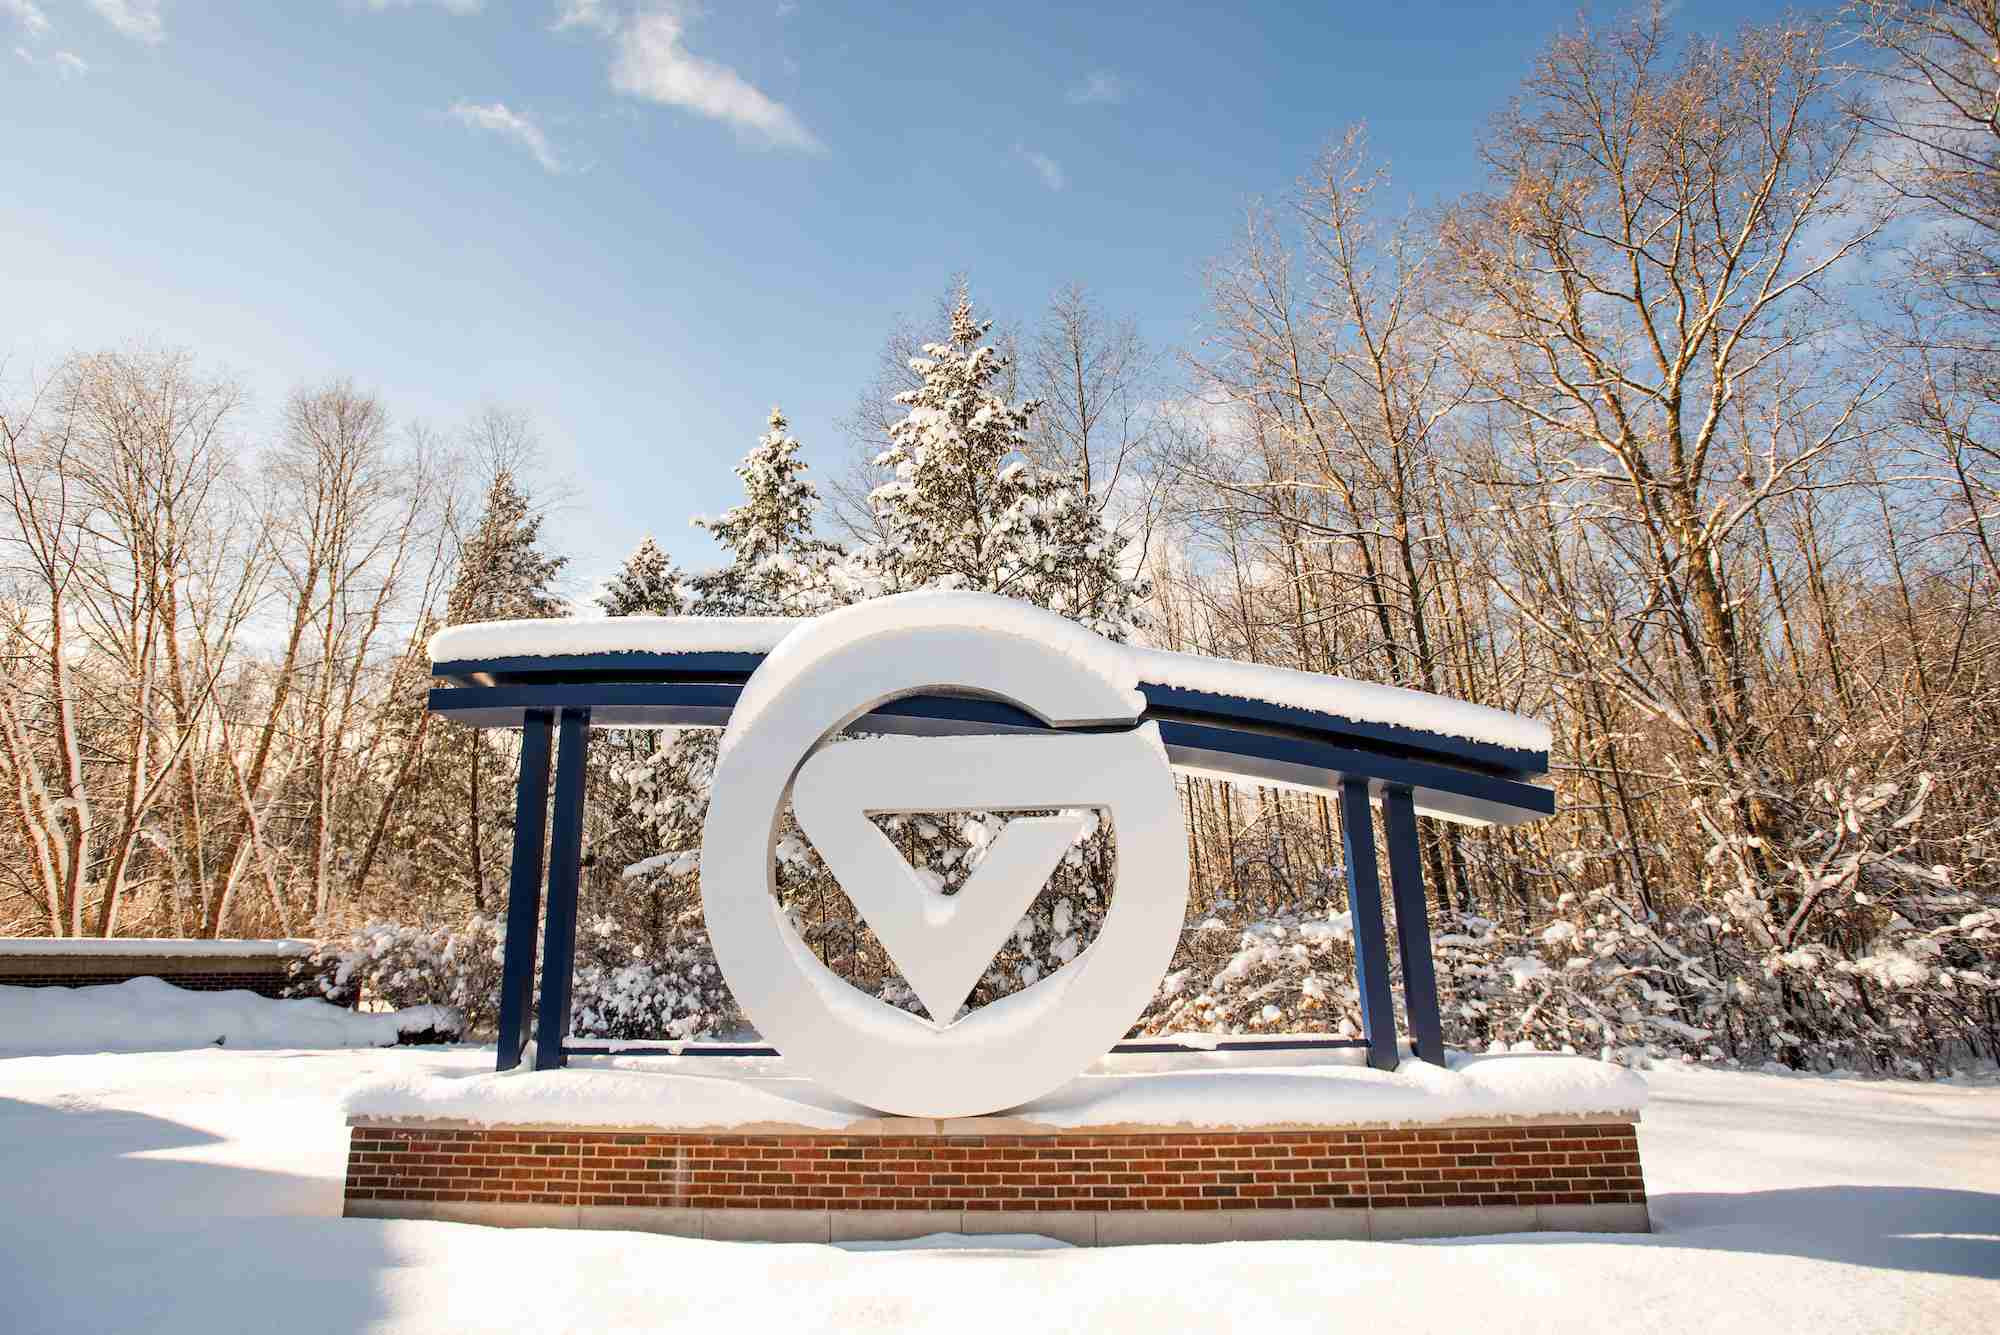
[298,910,742,1043]
[1428,900,1724,1062]
[295,917,505,1029]
[1128,774,1998,1077]
[1138,901,1364,1037]
[1687,767,2000,1075]
[568,912,741,1041]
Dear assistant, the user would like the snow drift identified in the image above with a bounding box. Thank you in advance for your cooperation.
[0,977,460,1055]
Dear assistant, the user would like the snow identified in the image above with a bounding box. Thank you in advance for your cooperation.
[428,615,795,662]
[1121,643,1550,754]
[2,1046,1994,1333]
[0,977,455,1055]
[718,593,1151,756]
[621,849,700,880]
[343,1062,868,1130]
[427,593,1550,754]
[340,1049,1645,1131]
[835,1232,1075,1253]
[0,937,318,958]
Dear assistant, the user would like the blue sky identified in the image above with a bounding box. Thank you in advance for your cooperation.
[4,0,1795,591]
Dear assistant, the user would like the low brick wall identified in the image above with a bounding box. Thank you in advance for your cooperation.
[343,1119,1649,1243]
[0,941,315,999]
[0,967,294,997]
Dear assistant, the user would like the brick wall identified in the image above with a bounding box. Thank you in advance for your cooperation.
[0,968,294,998]
[344,1122,1646,1215]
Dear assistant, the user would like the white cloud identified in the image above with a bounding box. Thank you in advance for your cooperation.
[3,0,50,39]
[53,48,85,75]
[87,0,163,43]
[552,0,614,33]
[605,6,821,152]
[450,100,564,173]
[1016,144,1065,191]
[12,43,30,63]
[365,0,485,13]
[1066,70,1129,106]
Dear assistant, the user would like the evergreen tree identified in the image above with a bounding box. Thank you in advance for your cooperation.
[611,405,844,959]
[861,295,1145,639]
[597,535,685,616]
[690,408,841,616]
[443,469,567,625]
[393,469,567,916]
[594,536,706,951]
[843,295,1152,1014]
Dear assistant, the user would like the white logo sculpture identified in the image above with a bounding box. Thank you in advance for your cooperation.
[700,595,1190,1118]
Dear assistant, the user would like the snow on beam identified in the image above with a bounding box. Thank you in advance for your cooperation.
[427,597,1550,756]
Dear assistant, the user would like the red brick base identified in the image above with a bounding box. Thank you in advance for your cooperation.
[344,1121,1646,1216]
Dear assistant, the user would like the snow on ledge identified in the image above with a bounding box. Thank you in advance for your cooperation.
[0,937,318,958]
[430,616,796,662]
[427,595,1550,755]
[340,1051,1645,1133]
[0,977,455,1055]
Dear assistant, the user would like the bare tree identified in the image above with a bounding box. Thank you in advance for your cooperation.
[1438,12,1885,837]
[0,350,244,935]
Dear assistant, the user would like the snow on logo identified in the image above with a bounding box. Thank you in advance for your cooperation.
[699,593,1190,1118]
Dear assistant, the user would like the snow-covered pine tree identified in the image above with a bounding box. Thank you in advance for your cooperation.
[689,407,842,616]
[575,535,739,1031]
[443,469,567,625]
[591,536,707,952]
[680,408,869,972]
[596,535,685,617]
[610,411,849,979]
[844,295,1151,1014]
[389,469,567,917]
[859,294,1146,639]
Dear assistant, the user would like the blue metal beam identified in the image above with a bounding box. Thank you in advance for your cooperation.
[1155,721,1553,827]
[432,654,1549,779]
[1339,778,1400,1071]
[532,708,590,1071]
[1382,785,1446,1066]
[495,711,553,1072]
[1138,683,1543,778]
[426,683,1554,826]
[432,651,767,687]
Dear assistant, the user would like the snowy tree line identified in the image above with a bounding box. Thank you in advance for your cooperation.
[6,4,1998,1075]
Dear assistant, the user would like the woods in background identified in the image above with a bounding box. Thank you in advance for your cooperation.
[3,4,1996,1073]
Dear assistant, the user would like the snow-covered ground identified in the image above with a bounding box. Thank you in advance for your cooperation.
[0,978,457,1055]
[0,1047,1992,1334]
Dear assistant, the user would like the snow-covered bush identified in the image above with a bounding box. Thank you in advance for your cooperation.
[1139,901,1364,1037]
[1133,840,1995,1078]
[297,911,741,1043]
[295,917,505,1027]
[568,912,741,1041]
[1428,900,1724,1062]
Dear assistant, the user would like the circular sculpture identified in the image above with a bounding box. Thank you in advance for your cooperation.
[700,593,1191,1118]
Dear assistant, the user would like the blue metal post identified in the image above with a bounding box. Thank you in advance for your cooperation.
[533,707,590,1071]
[1339,778,1400,1071]
[1382,785,1446,1065]
[494,710,554,1072]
